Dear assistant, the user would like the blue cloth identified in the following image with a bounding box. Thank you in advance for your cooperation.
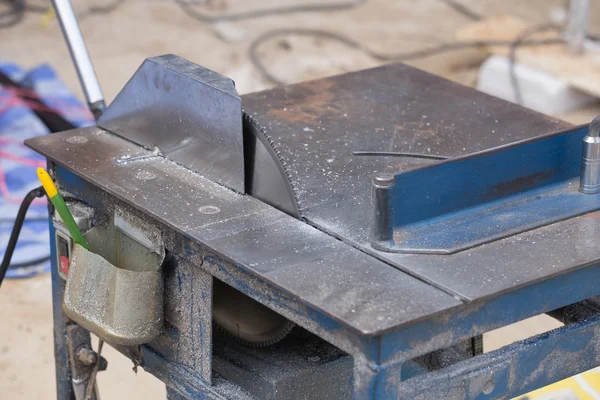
[0,61,94,278]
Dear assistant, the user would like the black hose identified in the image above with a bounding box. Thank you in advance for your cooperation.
[8,255,51,268]
[0,186,45,287]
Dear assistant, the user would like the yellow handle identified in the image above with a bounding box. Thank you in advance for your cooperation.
[37,168,58,198]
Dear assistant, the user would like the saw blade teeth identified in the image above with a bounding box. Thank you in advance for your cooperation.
[214,320,296,348]
[242,111,300,215]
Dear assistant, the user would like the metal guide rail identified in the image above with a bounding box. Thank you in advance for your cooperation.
[26,55,600,399]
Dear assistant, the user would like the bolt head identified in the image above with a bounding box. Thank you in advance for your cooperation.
[373,174,396,186]
[76,347,97,366]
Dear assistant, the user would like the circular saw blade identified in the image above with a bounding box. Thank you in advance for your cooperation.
[243,112,300,218]
[212,113,299,347]
[213,280,295,347]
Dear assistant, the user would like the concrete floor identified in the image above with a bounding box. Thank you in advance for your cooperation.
[0,0,598,398]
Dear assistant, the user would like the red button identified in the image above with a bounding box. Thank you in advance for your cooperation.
[60,256,69,275]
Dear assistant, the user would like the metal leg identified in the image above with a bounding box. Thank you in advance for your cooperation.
[49,221,76,400]
[353,358,382,400]
[566,0,590,54]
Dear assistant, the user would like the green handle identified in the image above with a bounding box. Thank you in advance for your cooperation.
[50,195,88,249]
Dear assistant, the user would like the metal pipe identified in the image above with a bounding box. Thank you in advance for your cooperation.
[51,0,105,119]
[579,116,600,194]
[565,0,590,54]
[371,174,395,248]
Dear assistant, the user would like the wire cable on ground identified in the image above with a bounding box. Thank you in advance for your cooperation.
[0,0,25,28]
[77,0,127,19]
[440,0,482,21]
[0,0,127,28]
[0,186,45,287]
[248,28,564,86]
[508,23,561,105]
[175,0,366,23]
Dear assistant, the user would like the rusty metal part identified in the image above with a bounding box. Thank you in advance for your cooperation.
[76,347,97,366]
[66,325,106,400]
[84,340,103,400]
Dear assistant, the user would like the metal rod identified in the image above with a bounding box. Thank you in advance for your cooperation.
[51,0,105,119]
[565,0,590,54]
[371,174,395,248]
[579,116,600,194]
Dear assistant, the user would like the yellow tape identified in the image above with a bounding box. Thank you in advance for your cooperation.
[516,367,600,400]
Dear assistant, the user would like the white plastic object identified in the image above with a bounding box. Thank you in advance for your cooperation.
[477,55,596,115]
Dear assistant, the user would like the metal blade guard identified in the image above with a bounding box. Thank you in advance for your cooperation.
[371,123,600,254]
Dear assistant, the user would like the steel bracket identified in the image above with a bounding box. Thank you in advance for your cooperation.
[372,125,599,254]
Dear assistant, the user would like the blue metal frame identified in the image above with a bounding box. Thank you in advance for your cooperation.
[49,166,600,400]
[376,126,595,254]
[48,212,76,400]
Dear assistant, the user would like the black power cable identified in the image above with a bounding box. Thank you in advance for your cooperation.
[0,186,45,287]
[508,23,561,105]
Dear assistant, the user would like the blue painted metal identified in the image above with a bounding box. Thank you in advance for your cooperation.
[397,314,600,400]
[378,260,600,365]
[375,126,594,254]
[48,205,77,400]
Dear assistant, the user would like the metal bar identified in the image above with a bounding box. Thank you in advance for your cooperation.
[371,175,395,249]
[580,116,600,193]
[48,202,76,400]
[50,0,105,118]
[378,261,600,365]
[566,0,590,54]
[398,313,600,400]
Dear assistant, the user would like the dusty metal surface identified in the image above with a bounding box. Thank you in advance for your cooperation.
[98,54,245,193]
[63,218,164,345]
[33,62,600,399]
[397,313,600,400]
[26,126,460,336]
[239,62,600,301]
[213,328,352,399]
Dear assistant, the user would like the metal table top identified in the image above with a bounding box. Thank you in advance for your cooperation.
[242,62,600,301]
[27,127,460,336]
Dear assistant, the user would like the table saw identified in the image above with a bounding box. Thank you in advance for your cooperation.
[25,52,600,399]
